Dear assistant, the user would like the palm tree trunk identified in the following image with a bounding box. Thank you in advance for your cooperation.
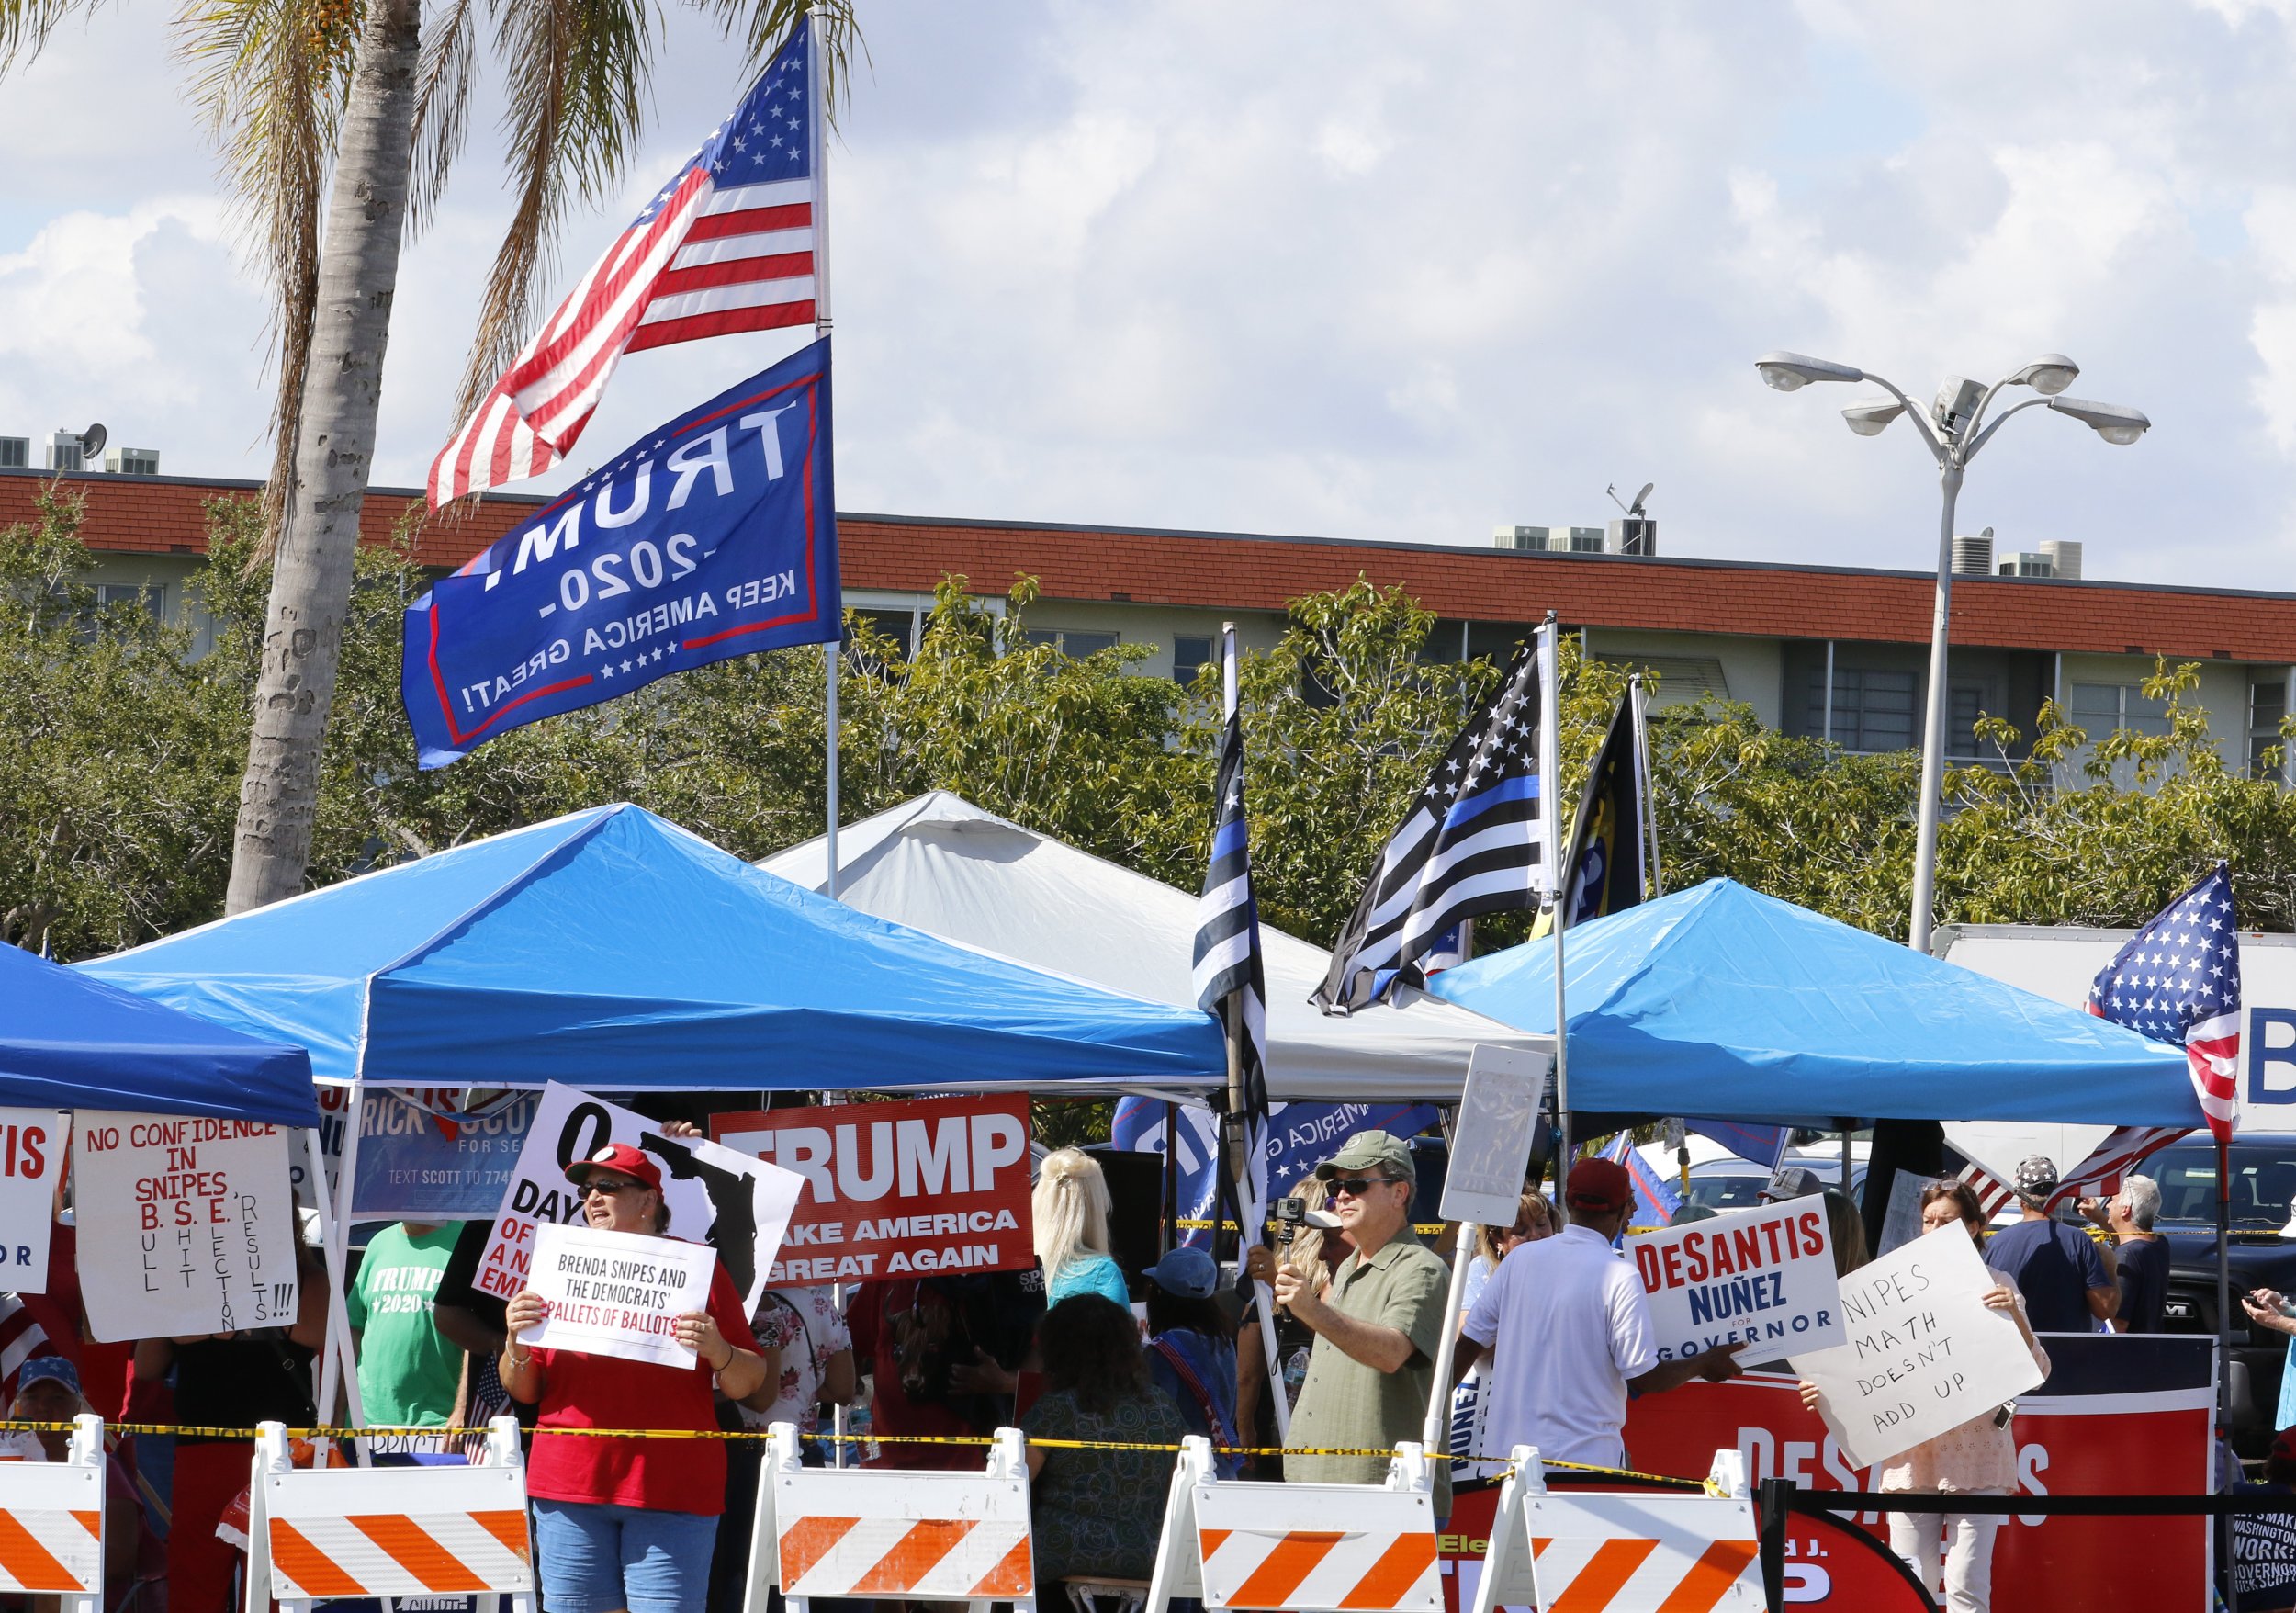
[224,0,420,914]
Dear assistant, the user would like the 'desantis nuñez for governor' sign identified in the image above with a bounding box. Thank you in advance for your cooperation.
[401,338,837,768]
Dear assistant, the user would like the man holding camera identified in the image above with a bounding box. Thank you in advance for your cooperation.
[1247,1132,1450,1509]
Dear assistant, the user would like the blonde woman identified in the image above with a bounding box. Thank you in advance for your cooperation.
[1035,1148,1131,1306]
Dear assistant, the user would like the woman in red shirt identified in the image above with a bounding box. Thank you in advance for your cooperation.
[502,1143,771,1613]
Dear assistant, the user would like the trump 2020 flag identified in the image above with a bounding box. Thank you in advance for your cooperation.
[402,338,837,768]
[2088,861,2243,1145]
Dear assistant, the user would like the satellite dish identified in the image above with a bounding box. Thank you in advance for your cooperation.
[78,423,107,461]
[1629,481,1655,515]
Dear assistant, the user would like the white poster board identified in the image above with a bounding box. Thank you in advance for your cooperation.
[1627,1199,1843,1368]
[478,1082,802,1313]
[520,1221,716,1368]
[1877,1168,1930,1257]
[1788,1222,2047,1468]
[73,1112,301,1342]
[1440,1045,1550,1227]
[0,1109,64,1292]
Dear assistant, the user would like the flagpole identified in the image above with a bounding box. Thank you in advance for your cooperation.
[805,5,841,908]
[1541,616,1571,1185]
[1630,672,1661,896]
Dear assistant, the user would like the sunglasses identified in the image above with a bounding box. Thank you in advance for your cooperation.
[582,1177,647,1199]
[1330,1176,1402,1198]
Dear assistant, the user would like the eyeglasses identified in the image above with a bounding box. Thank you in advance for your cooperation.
[582,1177,645,1200]
[1330,1177,1401,1198]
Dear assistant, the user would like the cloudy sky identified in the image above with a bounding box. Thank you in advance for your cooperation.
[3,0,2292,587]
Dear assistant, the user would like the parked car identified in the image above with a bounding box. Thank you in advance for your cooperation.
[1677,1149,1868,1215]
[2133,1133,2296,1452]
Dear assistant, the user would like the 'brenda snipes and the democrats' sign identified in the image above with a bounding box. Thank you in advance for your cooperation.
[401,338,837,768]
[1626,1198,1843,1366]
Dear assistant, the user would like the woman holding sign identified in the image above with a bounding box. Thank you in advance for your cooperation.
[501,1142,770,1613]
[1800,1179,2048,1613]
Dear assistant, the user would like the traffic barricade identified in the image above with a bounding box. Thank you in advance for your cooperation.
[1144,1435,1442,1613]
[745,1423,1037,1613]
[241,1416,535,1612]
[1470,1445,1761,1613]
[0,1411,106,1611]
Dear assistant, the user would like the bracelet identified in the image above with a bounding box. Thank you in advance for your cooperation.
[507,1347,533,1370]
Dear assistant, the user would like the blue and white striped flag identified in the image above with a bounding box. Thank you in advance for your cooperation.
[1194,626,1272,1244]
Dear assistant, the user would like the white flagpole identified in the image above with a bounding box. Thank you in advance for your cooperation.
[1540,618,1570,1179]
[811,4,841,907]
[1629,673,1662,896]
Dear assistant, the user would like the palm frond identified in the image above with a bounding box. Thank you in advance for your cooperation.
[695,0,858,113]
[174,0,356,561]
[408,0,475,233]
[0,0,105,70]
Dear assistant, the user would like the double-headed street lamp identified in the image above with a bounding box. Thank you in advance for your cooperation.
[1754,350,2151,954]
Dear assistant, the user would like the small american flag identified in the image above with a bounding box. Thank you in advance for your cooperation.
[0,1295,54,1404]
[1959,1124,2191,1218]
[2088,862,2243,1146]
[429,24,820,506]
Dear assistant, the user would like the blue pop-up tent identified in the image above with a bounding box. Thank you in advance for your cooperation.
[1425,877,2202,1128]
[78,803,1224,1095]
[2,942,317,1124]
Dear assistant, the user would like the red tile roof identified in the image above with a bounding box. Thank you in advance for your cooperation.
[9,468,2293,661]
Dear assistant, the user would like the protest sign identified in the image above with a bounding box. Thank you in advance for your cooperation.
[0,1109,63,1293]
[1628,1199,1843,1368]
[1877,1168,1928,1257]
[710,1094,1032,1284]
[1439,1045,1549,1227]
[303,1086,539,1221]
[74,1112,300,1342]
[1789,1223,2046,1469]
[479,1082,802,1310]
[520,1221,717,1368]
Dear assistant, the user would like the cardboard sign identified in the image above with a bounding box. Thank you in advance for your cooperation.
[1627,1199,1843,1368]
[710,1094,1032,1284]
[1438,1046,1549,1227]
[520,1221,716,1368]
[1877,1168,1929,1257]
[479,1082,802,1311]
[304,1086,538,1221]
[0,1108,63,1292]
[73,1112,300,1342]
[1789,1223,2047,1468]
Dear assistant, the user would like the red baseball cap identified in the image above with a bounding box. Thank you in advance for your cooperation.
[1565,1157,1633,1213]
[565,1141,663,1194]
[2273,1428,2296,1465]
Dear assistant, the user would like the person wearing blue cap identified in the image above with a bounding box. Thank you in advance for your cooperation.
[1142,1246,1242,1477]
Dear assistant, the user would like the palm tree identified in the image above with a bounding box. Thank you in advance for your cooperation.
[3,0,850,913]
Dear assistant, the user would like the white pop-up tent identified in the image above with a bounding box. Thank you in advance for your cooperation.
[760,791,1550,1100]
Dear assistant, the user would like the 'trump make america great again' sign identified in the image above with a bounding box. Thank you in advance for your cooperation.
[401,338,838,768]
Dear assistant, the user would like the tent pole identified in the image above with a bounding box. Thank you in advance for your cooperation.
[317,1079,370,1457]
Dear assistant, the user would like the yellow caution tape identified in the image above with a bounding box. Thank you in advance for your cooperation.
[1176,1218,1450,1236]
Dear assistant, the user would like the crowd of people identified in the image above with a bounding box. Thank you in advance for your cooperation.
[0,1124,2262,1613]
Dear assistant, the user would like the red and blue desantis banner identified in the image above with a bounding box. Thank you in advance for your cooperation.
[402,336,837,768]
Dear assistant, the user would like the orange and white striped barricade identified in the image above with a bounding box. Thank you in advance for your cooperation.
[744,1421,1037,1613]
[242,1416,535,1613]
[1144,1435,1442,1613]
[0,1411,105,1611]
[1467,1446,1762,1613]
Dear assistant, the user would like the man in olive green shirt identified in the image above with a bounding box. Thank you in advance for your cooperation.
[1268,1132,1450,1512]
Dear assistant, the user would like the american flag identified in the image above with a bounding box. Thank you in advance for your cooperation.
[1314,626,1557,1013]
[2088,862,2243,1146]
[1194,628,1271,1243]
[1958,1125,2192,1219]
[428,24,820,506]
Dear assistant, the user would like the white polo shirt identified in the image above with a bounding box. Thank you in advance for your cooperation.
[1459,1223,1657,1469]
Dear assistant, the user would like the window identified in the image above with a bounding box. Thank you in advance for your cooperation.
[1593,654,1728,710]
[2067,682,2170,739]
[2252,678,2290,781]
[1173,634,1211,685]
[1810,667,1917,751]
[1023,628,1118,659]
[1946,679,2003,759]
[0,438,26,469]
[97,583,161,618]
[850,607,917,658]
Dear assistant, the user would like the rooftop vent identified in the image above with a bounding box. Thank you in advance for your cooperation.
[1493,525,1604,554]
[1607,517,1657,557]
[1951,527,1994,576]
[1998,551,2055,579]
[46,431,83,472]
[0,437,26,470]
[2040,538,2082,581]
[104,447,159,477]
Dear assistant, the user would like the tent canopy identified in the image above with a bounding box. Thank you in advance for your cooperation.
[4,942,317,1124]
[81,804,1224,1096]
[1425,877,2202,1129]
[760,791,1549,1100]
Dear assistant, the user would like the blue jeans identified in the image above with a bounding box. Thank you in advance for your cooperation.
[532,1496,719,1613]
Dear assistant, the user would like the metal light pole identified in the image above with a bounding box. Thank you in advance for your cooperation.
[1753,350,2151,953]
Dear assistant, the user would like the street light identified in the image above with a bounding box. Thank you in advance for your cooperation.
[1752,349,2150,954]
